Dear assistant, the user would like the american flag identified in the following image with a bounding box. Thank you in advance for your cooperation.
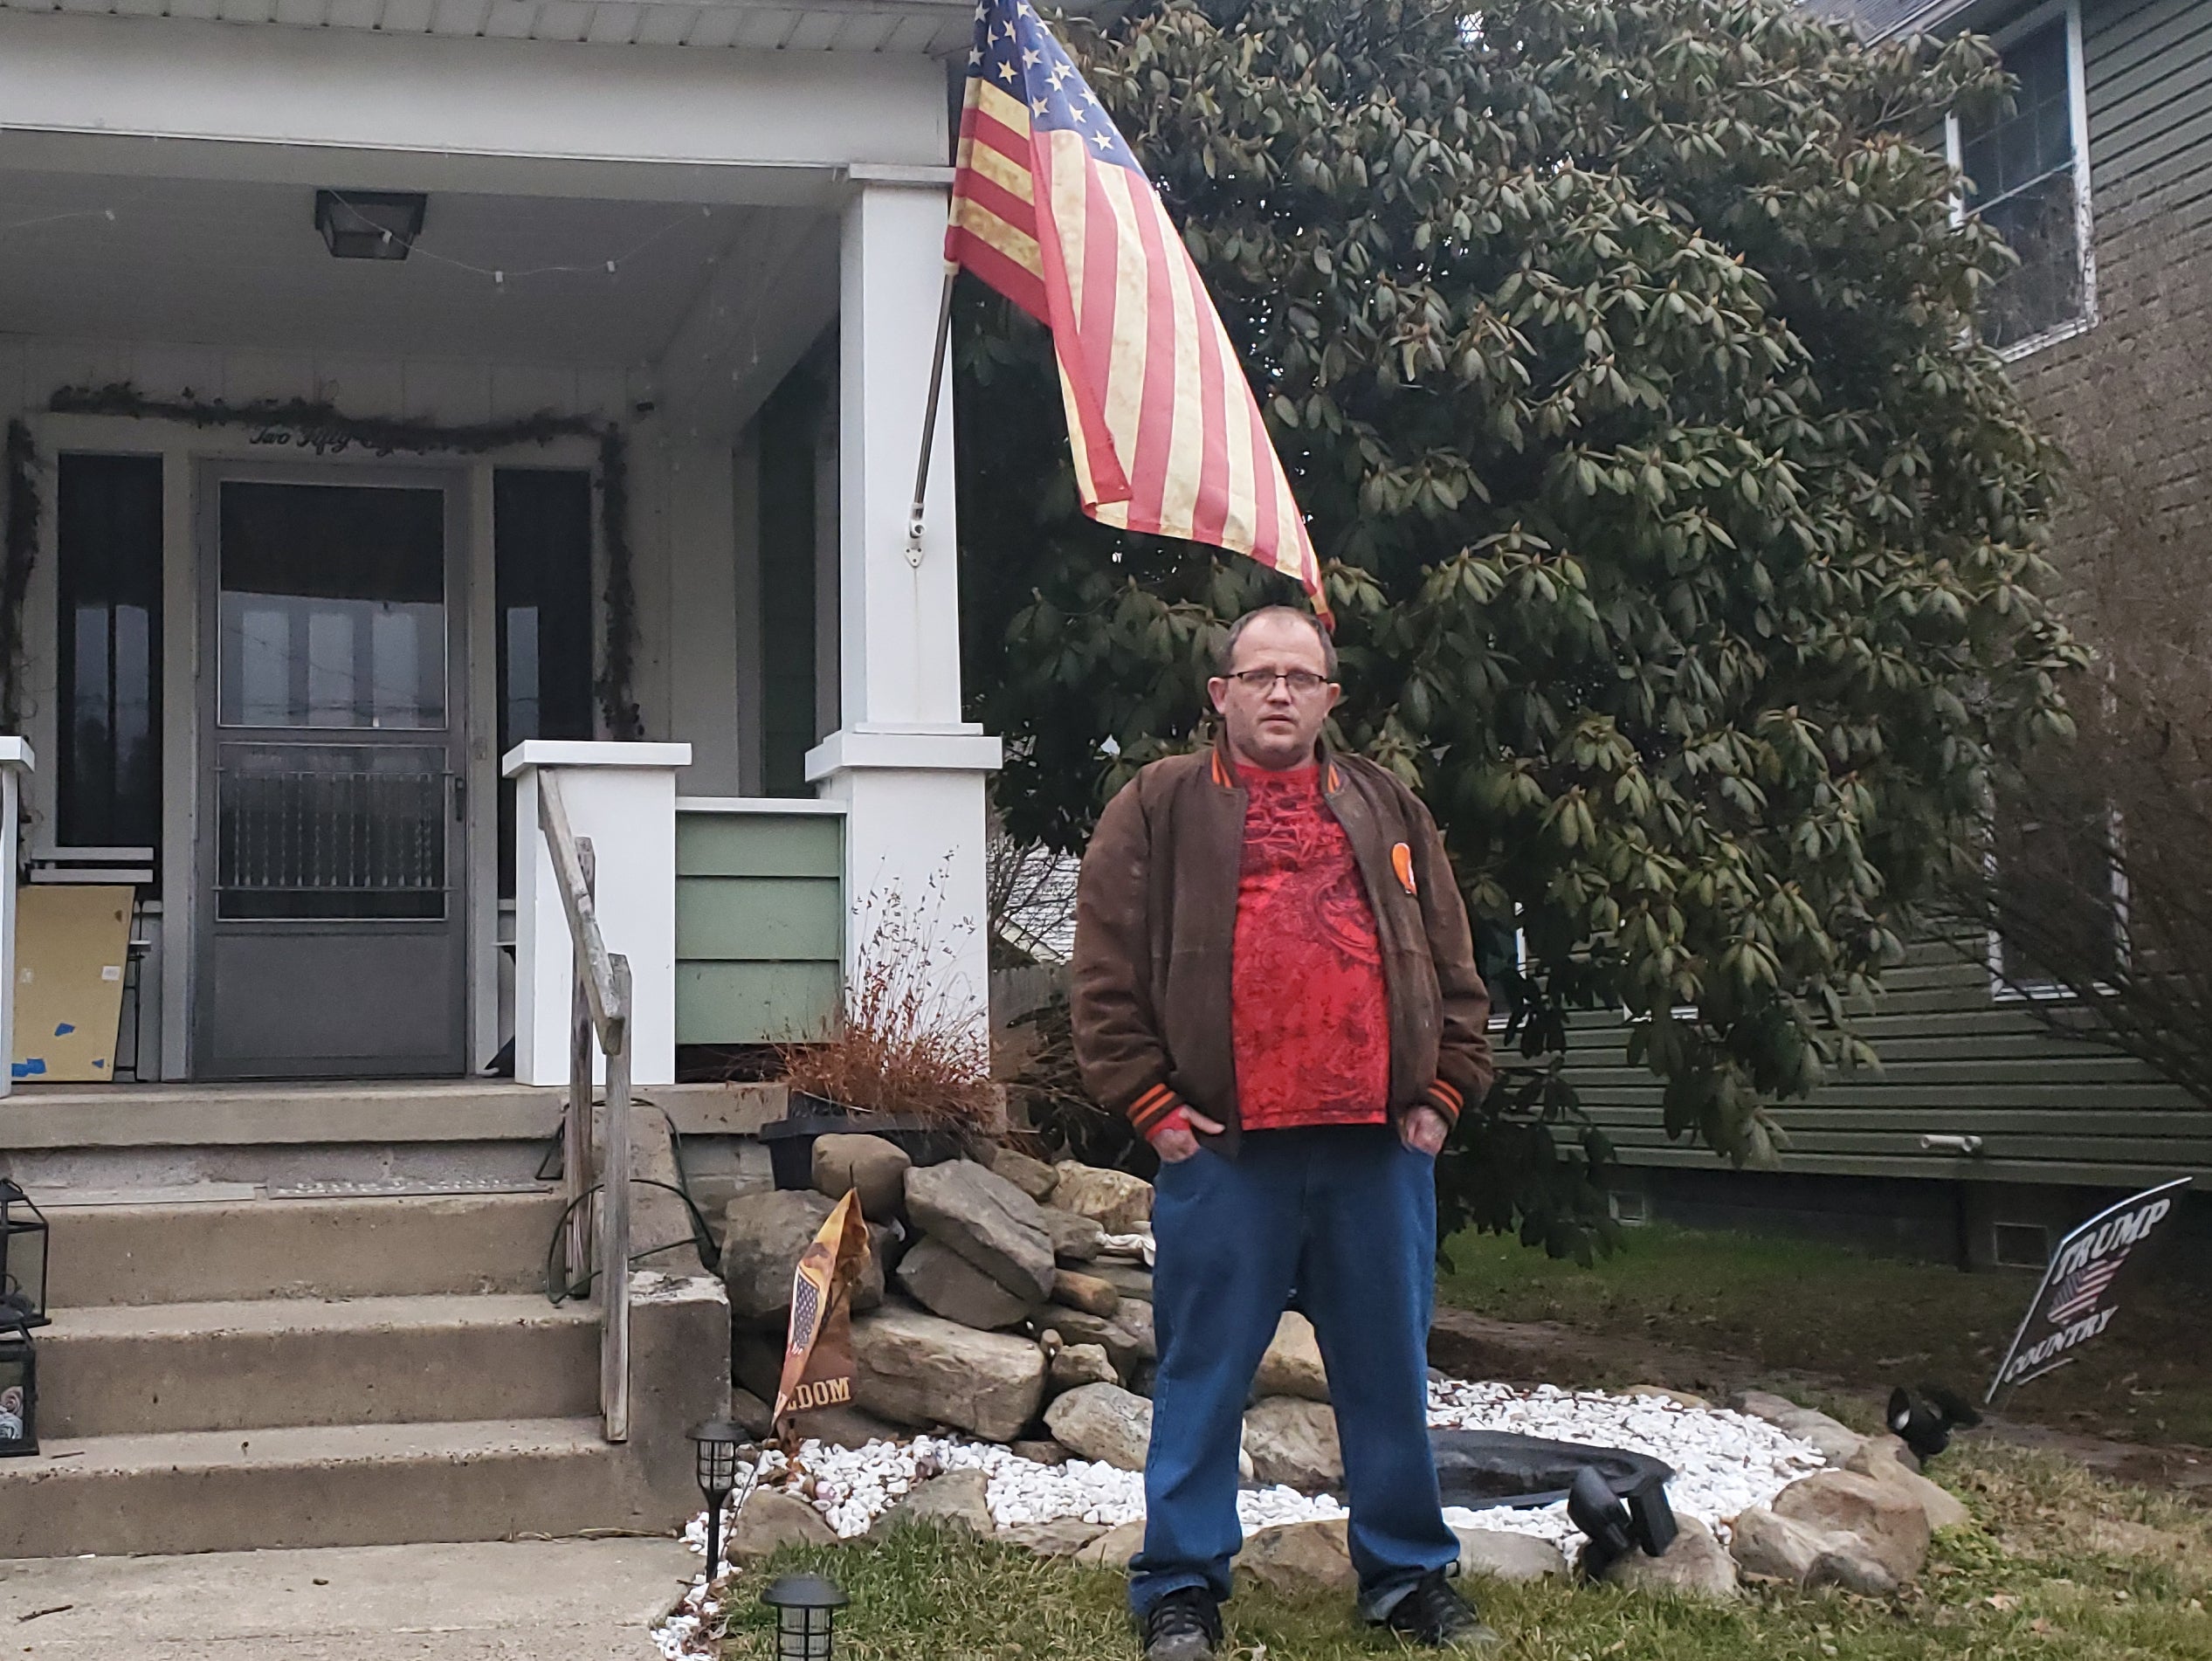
[2044,1253,2125,1325]
[947,0,1328,618]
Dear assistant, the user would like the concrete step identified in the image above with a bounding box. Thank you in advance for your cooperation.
[48,1191,568,1306]
[0,1417,653,1558]
[38,1294,600,1438]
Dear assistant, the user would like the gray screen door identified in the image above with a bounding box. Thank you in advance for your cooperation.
[196,473,467,1079]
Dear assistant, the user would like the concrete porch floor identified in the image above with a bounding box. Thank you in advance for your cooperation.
[0,1537,696,1659]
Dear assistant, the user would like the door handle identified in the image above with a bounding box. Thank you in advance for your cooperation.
[451,774,468,824]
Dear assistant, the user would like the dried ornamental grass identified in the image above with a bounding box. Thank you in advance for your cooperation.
[779,880,997,1131]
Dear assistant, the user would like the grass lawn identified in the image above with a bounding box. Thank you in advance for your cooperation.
[1434,1223,2212,1449]
[708,1444,2212,1661]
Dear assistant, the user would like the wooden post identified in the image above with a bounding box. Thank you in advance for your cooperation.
[564,834,596,1294]
[600,954,634,1444]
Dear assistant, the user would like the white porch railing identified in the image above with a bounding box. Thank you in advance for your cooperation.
[534,768,631,1444]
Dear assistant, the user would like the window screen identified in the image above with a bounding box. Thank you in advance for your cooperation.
[56,453,163,863]
[494,469,595,896]
[1960,20,2086,348]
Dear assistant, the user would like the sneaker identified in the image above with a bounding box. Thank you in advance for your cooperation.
[1382,1571,1500,1651]
[1141,1588,1223,1661]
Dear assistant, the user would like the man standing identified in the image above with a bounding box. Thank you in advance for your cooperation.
[1072,606,1497,1659]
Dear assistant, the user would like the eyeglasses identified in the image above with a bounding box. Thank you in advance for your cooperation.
[1226,668,1333,694]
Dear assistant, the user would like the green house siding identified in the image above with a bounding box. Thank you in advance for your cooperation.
[2086,0,2212,206]
[1560,940,2212,1189]
[674,809,843,1044]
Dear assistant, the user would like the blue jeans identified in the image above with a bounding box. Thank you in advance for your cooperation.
[1130,1125,1458,1620]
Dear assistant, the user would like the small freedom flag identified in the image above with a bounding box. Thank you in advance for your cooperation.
[947,0,1329,620]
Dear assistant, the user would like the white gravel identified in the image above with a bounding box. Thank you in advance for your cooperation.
[653,1377,1827,1658]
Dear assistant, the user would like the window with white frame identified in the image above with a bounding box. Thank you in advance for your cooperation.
[1949,4,2095,353]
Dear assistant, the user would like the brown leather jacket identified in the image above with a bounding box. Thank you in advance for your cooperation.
[1070,737,1494,1155]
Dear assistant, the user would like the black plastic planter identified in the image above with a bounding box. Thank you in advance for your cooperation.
[761,1092,967,1190]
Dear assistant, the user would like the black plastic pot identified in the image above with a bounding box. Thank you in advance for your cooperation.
[761,1092,968,1190]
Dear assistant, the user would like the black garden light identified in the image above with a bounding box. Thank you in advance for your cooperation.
[761,1573,847,1661]
[1887,1383,1981,1463]
[689,1418,757,1581]
[0,1180,48,1336]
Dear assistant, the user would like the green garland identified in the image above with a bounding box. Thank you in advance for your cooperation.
[2,420,37,732]
[23,383,644,737]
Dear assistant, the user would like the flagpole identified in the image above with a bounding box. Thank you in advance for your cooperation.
[903,266,960,568]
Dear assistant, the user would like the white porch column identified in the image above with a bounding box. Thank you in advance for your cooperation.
[808,177,1000,1030]
[0,740,31,1099]
[504,741,690,1089]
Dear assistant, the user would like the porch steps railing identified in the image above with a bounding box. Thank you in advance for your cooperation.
[535,768,632,1444]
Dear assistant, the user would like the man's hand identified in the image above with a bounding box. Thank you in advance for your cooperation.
[1150,1106,1225,1163]
[1401,1105,1451,1157]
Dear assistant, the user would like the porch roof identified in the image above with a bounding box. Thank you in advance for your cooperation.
[0,0,973,54]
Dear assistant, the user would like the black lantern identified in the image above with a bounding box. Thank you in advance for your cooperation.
[689,1418,757,1582]
[761,1573,847,1661]
[0,1180,47,1335]
[0,1333,34,1458]
[314,190,427,260]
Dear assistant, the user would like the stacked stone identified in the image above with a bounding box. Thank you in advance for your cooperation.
[719,1136,1173,1449]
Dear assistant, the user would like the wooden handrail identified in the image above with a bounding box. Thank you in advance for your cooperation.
[536,768,632,1444]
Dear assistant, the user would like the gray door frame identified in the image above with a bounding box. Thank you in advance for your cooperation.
[191,459,472,1080]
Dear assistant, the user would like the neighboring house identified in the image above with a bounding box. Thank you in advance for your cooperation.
[0,0,998,1088]
[1571,0,2212,1270]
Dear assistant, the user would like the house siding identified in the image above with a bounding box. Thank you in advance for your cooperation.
[1560,941,2210,1189]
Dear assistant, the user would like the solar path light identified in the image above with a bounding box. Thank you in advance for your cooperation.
[761,1573,848,1661]
[688,1418,757,1581]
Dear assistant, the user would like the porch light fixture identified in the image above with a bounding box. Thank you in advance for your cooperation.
[314,190,427,260]
[0,1180,47,1336]
[689,1418,758,1582]
[761,1572,847,1661]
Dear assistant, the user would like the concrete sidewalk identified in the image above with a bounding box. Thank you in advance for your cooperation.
[0,1536,694,1659]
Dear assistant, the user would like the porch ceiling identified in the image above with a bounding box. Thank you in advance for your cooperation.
[0,170,823,370]
[0,0,972,52]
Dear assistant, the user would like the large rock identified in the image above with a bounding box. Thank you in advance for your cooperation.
[1237,1518,1356,1594]
[1845,1437,1972,1533]
[1243,1396,1342,1492]
[727,1488,837,1562]
[871,1469,995,1538]
[988,1146,1061,1203]
[1453,1527,1570,1582]
[1043,1304,1156,1374]
[851,1305,1050,1443]
[1728,1390,1867,1467]
[1051,1161,1154,1231]
[720,1189,837,1322]
[812,1134,914,1222]
[1043,1207,1104,1264]
[1051,1343,1120,1391]
[1045,1382,1154,1471]
[1602,1515,1740,1600]
[1004,1516,1109,1557]
[1772,1470,1932,1588]
[1091,1262,1154,1303]
[1074,1517,1147,1570]
[1051,1268,1121,1317]
[906,1160,1057,1301]
[1253,1311,1329,1403]
[729,1386,775,1438]
[897,1237,1038,1331]
[1729,1506,1901,1596]
[788,1402,911,1449]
